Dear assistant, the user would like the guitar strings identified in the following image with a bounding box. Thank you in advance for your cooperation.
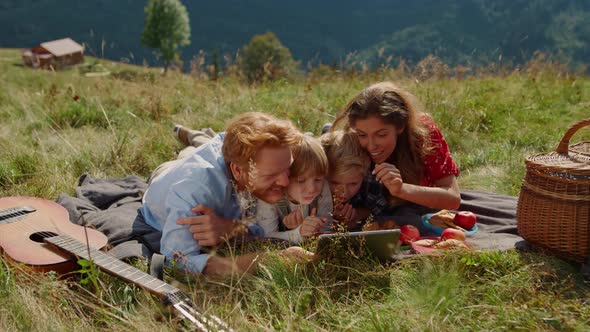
[1,207,61,237]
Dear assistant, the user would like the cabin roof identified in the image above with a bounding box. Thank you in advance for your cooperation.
[40,38,84,57]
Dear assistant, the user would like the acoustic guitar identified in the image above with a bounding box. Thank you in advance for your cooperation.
[0,196,232,332]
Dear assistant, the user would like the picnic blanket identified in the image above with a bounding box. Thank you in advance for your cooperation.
[380,190,525,251]
[56,174,524,258]
[56,174,161,258]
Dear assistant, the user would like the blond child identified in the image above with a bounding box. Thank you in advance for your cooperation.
[320,130,372,231]
[256,134,333,244]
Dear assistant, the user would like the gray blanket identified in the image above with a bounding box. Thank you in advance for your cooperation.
[56,174,524,256]
[56,174,161,254]
[379,191,524,251]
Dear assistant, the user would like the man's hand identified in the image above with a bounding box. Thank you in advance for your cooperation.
[203,253,261,276]
[176,204,234,246]
[299,208,326,237]
[282,209,304,229]
[280,246,315,263]
[373,162,403,196]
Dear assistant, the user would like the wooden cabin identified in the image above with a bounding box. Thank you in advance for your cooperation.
[22,38,84,70]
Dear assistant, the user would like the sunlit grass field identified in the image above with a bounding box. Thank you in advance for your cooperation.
[1,48,589,331]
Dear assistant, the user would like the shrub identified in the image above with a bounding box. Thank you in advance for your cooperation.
[48,102,109,129]
[240,32,298,83]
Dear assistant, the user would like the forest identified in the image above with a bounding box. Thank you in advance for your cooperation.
[1,0,589,70]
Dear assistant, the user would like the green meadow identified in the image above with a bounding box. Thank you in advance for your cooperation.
[0,48,589,331]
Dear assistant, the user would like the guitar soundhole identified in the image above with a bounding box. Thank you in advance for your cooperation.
[30,231,58,243]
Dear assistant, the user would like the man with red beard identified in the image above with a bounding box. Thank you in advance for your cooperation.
[140,112,301,276]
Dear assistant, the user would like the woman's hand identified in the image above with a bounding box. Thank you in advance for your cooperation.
[373,163,403,196]
[283,209,304,229]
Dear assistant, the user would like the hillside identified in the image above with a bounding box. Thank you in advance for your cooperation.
[1,47,589,197]
[1,47,590,331]
[1,0,589,70]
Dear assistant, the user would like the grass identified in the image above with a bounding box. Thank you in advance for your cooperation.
[0,48,589,331]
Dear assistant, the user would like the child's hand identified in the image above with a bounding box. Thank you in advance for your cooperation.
[283,209,304,229]
[299,208,327,237]
[333,203,357,228]
[373,162,403,195]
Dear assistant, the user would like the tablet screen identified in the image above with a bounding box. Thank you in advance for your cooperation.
[316,229,401,261]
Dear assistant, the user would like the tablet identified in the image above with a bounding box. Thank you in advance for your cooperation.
[316,229,401,261]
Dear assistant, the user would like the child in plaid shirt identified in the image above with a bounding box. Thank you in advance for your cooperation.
[320,130,372,231]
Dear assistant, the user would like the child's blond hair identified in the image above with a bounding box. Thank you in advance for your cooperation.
[290,134,329,178]
[320,130,370,177]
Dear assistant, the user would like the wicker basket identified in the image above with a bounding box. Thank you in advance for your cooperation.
[517,118,590,263]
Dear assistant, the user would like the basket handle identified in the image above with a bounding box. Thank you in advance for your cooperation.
[556,118,590,154]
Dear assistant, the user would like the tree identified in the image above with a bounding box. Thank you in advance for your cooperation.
[240,32,297,83]
[141,0,190,74]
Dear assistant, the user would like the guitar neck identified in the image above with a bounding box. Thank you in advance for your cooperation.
[44,234,233,332]
[45,234,177,296]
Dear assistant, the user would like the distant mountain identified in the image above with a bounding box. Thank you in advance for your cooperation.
[1,0,588,70]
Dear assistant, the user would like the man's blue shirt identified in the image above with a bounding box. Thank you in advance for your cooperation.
[140,133,263,273]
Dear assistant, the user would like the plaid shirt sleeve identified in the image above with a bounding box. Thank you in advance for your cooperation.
[352,173,388,216]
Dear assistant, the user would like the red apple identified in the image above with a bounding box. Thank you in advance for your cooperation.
[453,211,477,230]
[400,224,420,245]
[441,228,466,242]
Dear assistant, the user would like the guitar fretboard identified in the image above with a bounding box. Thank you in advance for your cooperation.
[0,206,36,225]
[45,234,178,297]
[44,234,233,331]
